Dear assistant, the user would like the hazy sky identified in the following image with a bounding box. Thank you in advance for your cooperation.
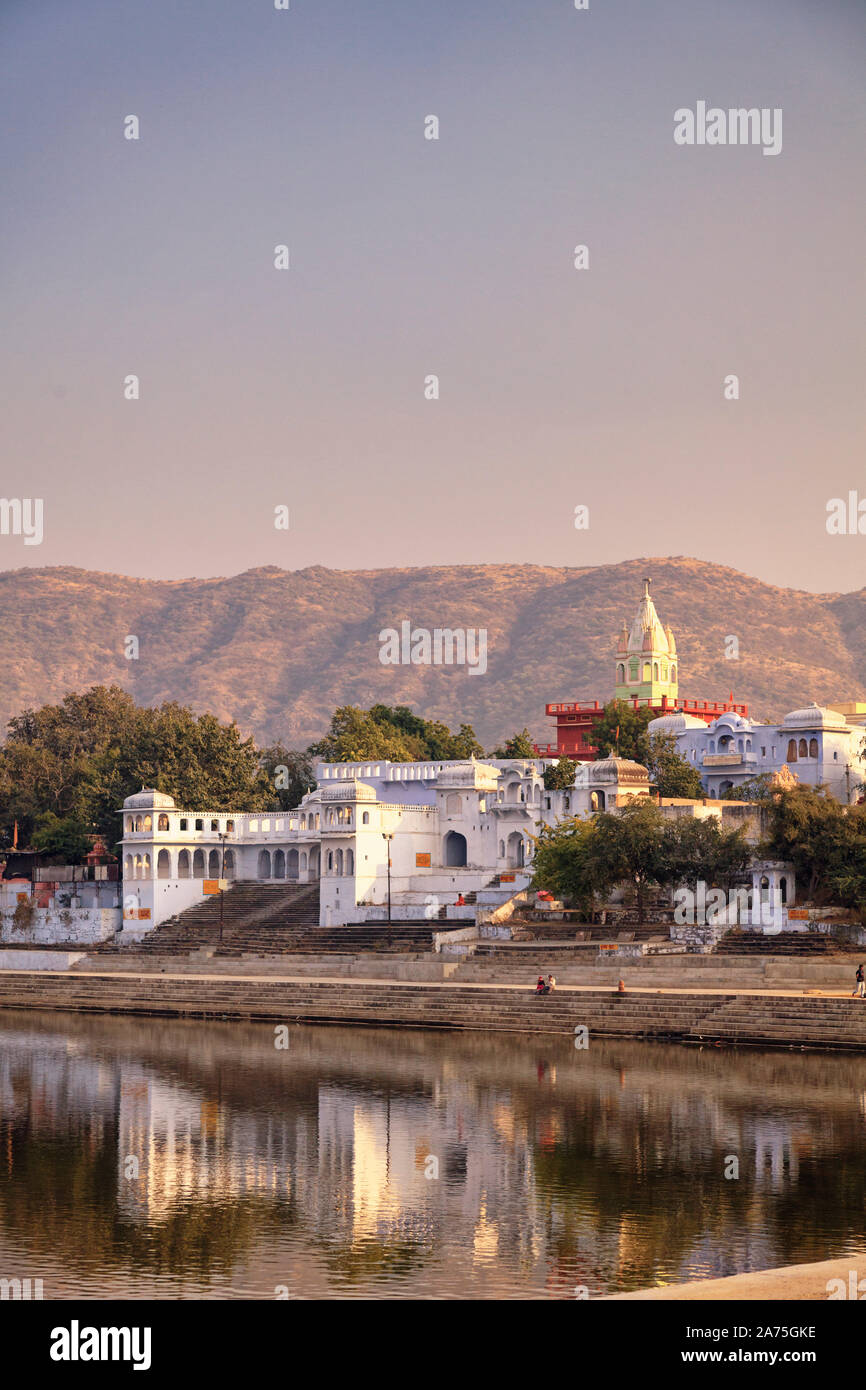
[1,0,863,592]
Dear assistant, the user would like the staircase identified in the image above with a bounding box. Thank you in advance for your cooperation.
[122,883,321,956]
[100,884,453,957]
[715,930,864,957]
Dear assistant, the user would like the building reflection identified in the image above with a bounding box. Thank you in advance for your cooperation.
[2,1014,866,1297]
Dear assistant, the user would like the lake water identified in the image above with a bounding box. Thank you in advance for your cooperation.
[1,1008,866,1299]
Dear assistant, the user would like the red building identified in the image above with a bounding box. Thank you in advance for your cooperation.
[535,694,750,761]
[534,581,749,760]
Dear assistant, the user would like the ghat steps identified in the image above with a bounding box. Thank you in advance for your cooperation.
[3,971,866,1049]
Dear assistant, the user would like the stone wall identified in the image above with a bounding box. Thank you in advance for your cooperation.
[0,905,120,946]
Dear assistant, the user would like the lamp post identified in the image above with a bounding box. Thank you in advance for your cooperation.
[381,832,394,933]
[218,831,228,945]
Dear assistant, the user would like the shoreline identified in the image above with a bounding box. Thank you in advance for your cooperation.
[606,1256,865,1301]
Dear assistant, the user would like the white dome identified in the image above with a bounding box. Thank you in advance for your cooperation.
[783,703,850,730]
[590,757,649,784]
[123,788,176,809]
[647,712,706,734]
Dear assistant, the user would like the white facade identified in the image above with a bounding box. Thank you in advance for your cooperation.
[119,756,652,930]
[649,703,866,804]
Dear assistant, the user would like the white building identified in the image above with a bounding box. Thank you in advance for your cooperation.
[119,756,652,931]
[648,703,866,804]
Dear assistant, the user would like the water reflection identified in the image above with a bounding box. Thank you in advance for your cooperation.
[1,1010,866,1299]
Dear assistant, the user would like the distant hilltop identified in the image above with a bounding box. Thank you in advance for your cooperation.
[0,556,864,747]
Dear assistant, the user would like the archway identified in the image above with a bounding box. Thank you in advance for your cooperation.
[157,849,171,880]
[223,849,235,879]
[287,848,299,879]
[193,849,205,879]
[506,832,525,869]
[258,849,271,880]
[177,849,190,879]
[444,831,467,867]
[273,849,285,878]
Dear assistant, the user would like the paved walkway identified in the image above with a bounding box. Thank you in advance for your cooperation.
[0,964,859,1000]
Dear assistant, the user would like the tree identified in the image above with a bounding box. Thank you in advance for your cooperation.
[309,704,484,762]
[591,797,670,922]
[0,685,273,855]
[591,700,655,764]
[720,773,777,802]
[663,815,750,893]
[762,785,859,903]
[30,812,92,862]
[531,816,607,916]
[543,756,578,791]
[489,728,536,759]
[647,733,705,799]
[259,745,316,810]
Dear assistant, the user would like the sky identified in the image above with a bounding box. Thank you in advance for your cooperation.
[1,0,864,593]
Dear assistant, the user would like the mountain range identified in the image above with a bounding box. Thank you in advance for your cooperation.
[5,556,866,749]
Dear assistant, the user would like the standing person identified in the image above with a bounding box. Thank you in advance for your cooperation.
[856,964,865,998]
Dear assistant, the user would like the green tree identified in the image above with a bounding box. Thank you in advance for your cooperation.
[592,797,670,923]
[30,812,93,862]
[531,816,607,916]
[591,700,655,764]
[647,733,705,799]
[489,728,536,759]
[762,785,858,903]
[543,756,578,791]
[310,704,483,762]
[259,745,316,810]
[720,773,777,802]
[0,685,273,855]
[663,815,750,893]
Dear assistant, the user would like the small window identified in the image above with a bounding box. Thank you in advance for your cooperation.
[262,819,270,832]
[211,819,219,832]
[179,818,188,831]
[362,811,369,824]
[226,820,234,832]
[195,818,203,831]
[761,747,766,757]
[249,820,258,832]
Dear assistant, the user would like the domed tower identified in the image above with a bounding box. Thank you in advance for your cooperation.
[613,579,679,705]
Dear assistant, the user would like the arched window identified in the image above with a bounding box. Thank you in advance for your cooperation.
[809,738,818,758]
[653,662,659,681]
[177,849,190,879]
[300,852,308,873]
[362,811,369,825]
[787,739,798,762]
[223,849,235,879]
[335,849,343,876]
[616,664,625,684]
[193,849,206,879]
[143,815,152,831]
[671,664,677,682]
[135,816,143,832]
[798,739,808,759]
[141,854,151,877]
[779,876,788,904]
[208,849,220,877]
[125,817,134,834]
[498,840,505,858]
[157,813,170,832]
[346,848,354,875]
[643,662,651,681]
[327,850,333,873]
[257,849,271,880]
[157,849,171,879]
[273,849,285,878]
[124,854,133,879]
[133,854,142,879]
[287,848,298,879]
